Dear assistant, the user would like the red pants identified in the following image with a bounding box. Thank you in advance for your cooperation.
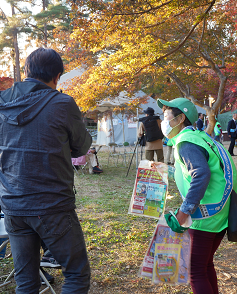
[188,228,226,294]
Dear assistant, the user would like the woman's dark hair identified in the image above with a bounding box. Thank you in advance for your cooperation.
[164,106,192,127]
[24,48,64,83]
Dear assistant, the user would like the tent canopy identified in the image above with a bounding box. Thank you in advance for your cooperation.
[57,67,85,90]
[96,91,163,115]
[217,109,237,131]
[96,94,162,146]
[96,94,207,146]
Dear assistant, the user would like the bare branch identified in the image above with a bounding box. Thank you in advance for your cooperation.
[25,21,47,40]
[0,8,9,22]
[198,16,206,51]
[178,49,210,68]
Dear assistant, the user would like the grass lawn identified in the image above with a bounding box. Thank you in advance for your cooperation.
[0,145,237,293]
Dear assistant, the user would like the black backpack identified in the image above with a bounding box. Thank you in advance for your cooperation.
[140,116,164,142]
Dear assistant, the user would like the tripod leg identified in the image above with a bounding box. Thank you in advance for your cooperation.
[126,141,138,177]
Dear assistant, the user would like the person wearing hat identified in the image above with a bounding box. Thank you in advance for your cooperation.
[138,107,164,162]
[157,98,237,294]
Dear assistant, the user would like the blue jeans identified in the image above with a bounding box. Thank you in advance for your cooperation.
[4,210,90,294]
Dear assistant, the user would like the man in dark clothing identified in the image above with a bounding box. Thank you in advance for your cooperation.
[138,107,164,162]
[227,113,237,156]
[0,48,91,293]
[196,113,204,131]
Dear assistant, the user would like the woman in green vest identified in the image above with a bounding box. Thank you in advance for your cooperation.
[157,98,237,294]
[214,121,222,142]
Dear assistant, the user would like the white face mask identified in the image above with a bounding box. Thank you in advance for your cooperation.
[161,120,173,137]
[161,114,182,137]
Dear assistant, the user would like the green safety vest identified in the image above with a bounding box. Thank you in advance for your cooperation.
[171,128,237,233]
[214,121,221,137]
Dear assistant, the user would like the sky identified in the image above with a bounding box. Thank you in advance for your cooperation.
[0,1,42,76]
[0,0,42,16]
[0,1,11,16]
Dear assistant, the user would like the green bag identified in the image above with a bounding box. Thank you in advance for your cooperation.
[164,210,189,234]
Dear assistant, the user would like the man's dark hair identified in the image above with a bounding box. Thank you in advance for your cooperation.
[164,106,192,127]
[198,113,203,117]
[24,48,64,83]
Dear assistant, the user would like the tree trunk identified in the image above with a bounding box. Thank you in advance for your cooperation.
[42,0,48,47]
[11,5,21,82]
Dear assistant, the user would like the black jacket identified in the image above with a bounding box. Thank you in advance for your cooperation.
[0,80,92,216]
[227,119,237,138]
[196,118,204,131]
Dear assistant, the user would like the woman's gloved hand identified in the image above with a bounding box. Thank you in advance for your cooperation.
[165,209,191,233]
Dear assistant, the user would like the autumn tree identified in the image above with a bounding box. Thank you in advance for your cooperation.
[0,0,31,81]
[27,0,72,54]
[0,0,72,81]
[64,0,237,134]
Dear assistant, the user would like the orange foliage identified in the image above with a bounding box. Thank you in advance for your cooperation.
[0,77,14,91]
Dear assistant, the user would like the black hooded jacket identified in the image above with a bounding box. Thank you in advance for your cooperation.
[0,80,92,216]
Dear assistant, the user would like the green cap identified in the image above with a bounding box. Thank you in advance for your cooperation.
[157,98,198,125]
[164,210,189,234]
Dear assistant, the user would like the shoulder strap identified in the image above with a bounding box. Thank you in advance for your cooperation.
[190,134,233,219]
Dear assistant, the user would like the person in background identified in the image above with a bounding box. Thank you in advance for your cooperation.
[72,147,103,174]
[164,137,174,165]
[0,48,91,293]
[138,107,164,162]
[214,120,222,143]
[227,113,237,156]
[196,113,205,131]
[157,97,237,294]
[88,147,103,174]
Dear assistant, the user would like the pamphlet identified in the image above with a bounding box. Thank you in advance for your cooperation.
[152,243,181,283]
[128,162,168,219]
[139,219,190,285]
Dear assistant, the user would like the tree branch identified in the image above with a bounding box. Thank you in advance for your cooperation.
[213,32,225,67]
[133,0,216,77]
[111,0,173,16]
[0,8,9,22]
[25,21,47,41]
[198,38,226,114]
[144,6,191,29]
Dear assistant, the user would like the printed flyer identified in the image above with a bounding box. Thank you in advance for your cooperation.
[152,243,181,284]
[139,220,190,285]
[128,162,168,219]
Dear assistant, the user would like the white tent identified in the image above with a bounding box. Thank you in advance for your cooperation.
[96,95,207,146]
[57,67,85,90]
[96,91,163,146]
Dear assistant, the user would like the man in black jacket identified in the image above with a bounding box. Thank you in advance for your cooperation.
[0,48,91,293]
[196,113,204,131]
[227,113,237,156]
